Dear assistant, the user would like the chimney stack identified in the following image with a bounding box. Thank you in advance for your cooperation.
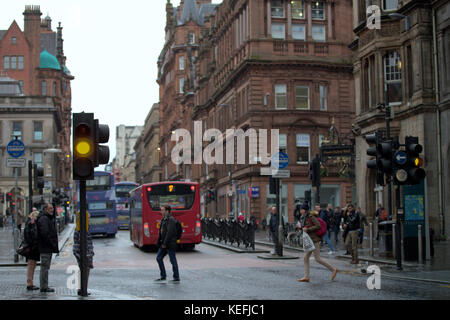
[23,5,42,95]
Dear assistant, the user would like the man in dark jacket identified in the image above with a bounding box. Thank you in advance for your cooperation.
[332,206,342,245]
[37,203,59,293]
[155,205,180,282]
[268,206,285,255]
[343,204,360,264]
[319,203,335,254]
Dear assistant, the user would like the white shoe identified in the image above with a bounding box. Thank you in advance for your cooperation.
[328,251,335,255]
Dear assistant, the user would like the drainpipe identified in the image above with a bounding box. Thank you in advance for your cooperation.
[432,7,444,239]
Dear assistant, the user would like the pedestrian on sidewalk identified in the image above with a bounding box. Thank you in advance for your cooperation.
[319,203,335,254]
[155,205,180,282]
[343,204,360,264]
[73,212,94,296]
[268,206,285,255]
[342,205,350,254]
[297,209,338,283]
[37,203,59,293]
[332,206,342,246]
[357,207,368,247]
[25,208,40,291]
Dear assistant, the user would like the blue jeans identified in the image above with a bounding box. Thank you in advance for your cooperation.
[333,225,340,244]
[156,247,179,280]
[323,231,334,251]
[359,228,364,244]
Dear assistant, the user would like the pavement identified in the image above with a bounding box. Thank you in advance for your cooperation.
[250,229,450,285]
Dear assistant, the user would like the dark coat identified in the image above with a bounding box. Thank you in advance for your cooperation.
[37,213,59,254]
[269,213,284,234]
[158,214,178,251]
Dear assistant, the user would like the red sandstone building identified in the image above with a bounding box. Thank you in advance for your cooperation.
[158,0,355,223]
[0,5,74,192]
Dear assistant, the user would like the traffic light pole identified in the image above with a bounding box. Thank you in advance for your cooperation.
[79,180,88,297]
[277,179,283,256]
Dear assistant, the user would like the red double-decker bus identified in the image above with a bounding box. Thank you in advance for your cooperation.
[129,181,202,250]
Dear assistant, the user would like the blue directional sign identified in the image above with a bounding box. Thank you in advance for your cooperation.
[271,152,290,169]
[7,139,25,158]
[394,151,407,165]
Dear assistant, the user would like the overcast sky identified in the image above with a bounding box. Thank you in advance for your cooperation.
[0,0,221,162]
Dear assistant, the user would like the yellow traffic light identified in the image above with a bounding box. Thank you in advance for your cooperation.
[414,157,423,167]
[75,140,91,156]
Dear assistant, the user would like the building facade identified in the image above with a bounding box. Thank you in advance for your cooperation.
[158,0,355,223]
[113,124,143,182]
[0,6,74,214]
[351,0,448,239]
[135,103,161,185]
[0,92,62,215]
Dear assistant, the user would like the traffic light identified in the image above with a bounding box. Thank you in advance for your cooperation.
[73,113,96,180]
[34,164,44,193]
[7,192,12,202]
[404,136,426,185]
[377,140,393,175]
[365,131,385,186]
[94,119,110,166]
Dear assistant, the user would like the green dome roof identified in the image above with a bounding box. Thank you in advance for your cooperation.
[40,50,61,70]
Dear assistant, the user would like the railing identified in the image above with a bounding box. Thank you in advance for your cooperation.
[201,218,256,250]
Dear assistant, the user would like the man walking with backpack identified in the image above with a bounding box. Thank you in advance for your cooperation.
[155,205,180,282]
[37,203,59,293]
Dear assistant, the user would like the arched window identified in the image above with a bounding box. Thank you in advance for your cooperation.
[384,51,402,105]
[41,81,47,96]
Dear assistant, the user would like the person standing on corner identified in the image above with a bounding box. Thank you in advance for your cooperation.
[155,205,180,282]
[343,204,360,264]
[37,203,59,293]
[268,206,284,255]
[297,209,338,283]
[24,208,40,291]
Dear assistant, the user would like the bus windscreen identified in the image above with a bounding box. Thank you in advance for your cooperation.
[115,184,136,198]
[147,184,195,210]
[86,175,111,191]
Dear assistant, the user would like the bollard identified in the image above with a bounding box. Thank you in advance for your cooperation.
[418,225,423,264]
[369,222,374,256]
[392,223,396,259]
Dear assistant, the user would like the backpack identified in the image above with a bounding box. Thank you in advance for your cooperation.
[174,218,183,240]
[308,217,327,238]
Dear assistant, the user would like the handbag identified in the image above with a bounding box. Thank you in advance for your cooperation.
[302,232,316,252]
[16,241,31,258]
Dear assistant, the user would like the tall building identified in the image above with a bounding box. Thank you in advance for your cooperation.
[114,124,143,181]
[351,0,448,239]
[0,6,74,213]
[158,0,217,184]
[134,103,161,184]
[158,0,355,222]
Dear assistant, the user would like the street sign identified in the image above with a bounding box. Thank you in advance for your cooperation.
[271,152,289,169]
[394,150,407,165]
[7,139,25,158]
[272,169,290,178]
[7,158,26,168]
